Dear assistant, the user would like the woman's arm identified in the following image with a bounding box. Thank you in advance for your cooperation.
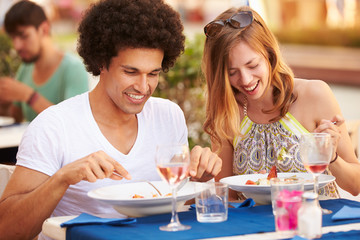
[296,79,360,196]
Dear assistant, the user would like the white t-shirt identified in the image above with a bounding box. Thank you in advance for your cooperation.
[16,92,188,217]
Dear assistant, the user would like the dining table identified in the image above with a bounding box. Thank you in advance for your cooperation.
[0,121,29,164]
[0,122,29,149]
[42,198,360,240]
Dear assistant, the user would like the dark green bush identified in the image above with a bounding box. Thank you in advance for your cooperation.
[0,31,21,77]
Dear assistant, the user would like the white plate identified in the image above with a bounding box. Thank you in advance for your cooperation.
[220,173,335,205]
[88,181,200,217]
[0,116,15,127]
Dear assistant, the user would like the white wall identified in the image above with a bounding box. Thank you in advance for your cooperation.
[330,84,360,121]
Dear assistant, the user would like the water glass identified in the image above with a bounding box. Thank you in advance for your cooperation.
[195,182,228,223]
[270,177,304,237]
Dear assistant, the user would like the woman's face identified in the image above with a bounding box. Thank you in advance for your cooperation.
[228,41,269,101]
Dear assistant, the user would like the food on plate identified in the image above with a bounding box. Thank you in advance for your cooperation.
[245,166,278,185]
[245,166,307,186]
[245,172,305,186]
[132,193,172,198]
[245,180,257,185]
[267,165,278,180]
[132,194,145,198]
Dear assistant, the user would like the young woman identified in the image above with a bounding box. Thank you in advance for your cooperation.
[202,6,360,200]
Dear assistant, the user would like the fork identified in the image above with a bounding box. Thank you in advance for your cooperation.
[112,171,163,196]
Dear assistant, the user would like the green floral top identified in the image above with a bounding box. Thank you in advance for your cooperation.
[233,112,339,198]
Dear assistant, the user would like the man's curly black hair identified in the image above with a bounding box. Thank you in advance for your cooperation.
[77,0,185,76]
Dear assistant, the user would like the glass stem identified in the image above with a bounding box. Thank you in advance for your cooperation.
[314,174,319,194]
[169,185,180,225]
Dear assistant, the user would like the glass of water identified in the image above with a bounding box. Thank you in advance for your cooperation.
[195,182,228,223]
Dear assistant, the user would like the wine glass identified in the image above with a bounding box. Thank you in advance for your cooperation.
[155,144,191,231]
[299,132,333,214]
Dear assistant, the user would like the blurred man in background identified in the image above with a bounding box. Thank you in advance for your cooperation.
[0,0,88,123]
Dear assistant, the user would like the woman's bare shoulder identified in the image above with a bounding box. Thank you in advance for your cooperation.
[294,78,331,100]
[291,78,338,131]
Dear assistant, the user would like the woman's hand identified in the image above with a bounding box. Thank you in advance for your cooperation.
[314,115,344,159]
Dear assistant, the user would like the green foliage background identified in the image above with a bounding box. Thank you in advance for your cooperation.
[0,31,21,77]
[154,34,209,149]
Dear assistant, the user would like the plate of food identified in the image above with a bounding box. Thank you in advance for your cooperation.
[0,116,15,127]
[220,171,335,205]
[88,181,200,217]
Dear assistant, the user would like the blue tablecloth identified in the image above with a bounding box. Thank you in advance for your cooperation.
[66,199,360,240]
[316,230,360,239]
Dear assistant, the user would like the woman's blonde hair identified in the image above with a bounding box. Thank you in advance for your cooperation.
[202,6,296,149]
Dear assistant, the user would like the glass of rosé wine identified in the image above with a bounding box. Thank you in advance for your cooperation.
[155,144,191,231]
[299,133,333,214]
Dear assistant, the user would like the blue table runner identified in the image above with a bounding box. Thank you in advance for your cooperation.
[317,230,360,240]
[66,199,360,240]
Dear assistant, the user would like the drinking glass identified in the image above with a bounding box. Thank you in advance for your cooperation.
[155,144,191,231]
[195,182,229,223]
[270,178,304,237]
[299,133,333,214]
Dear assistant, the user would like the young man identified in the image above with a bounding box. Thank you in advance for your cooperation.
[0,0,88,122]
[0,1,222,239]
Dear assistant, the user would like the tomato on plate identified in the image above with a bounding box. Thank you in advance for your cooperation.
[245,180,257,185]
[267,165,277,180]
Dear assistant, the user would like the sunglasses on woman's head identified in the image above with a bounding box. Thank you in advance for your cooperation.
[204,11,254,38]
